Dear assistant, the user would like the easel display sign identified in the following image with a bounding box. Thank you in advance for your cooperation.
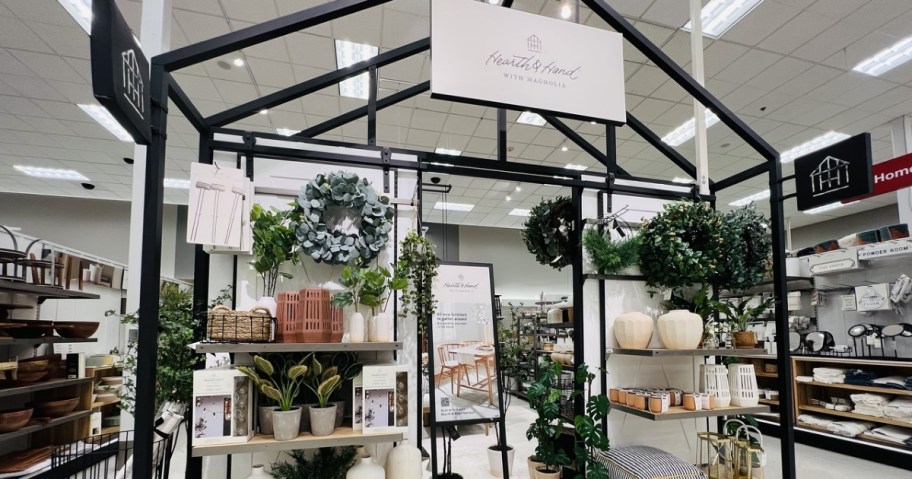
[430,0,626,124]
[430,262,503,423]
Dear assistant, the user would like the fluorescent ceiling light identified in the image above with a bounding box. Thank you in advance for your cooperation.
[662,109,720,146]
[517,111,546,126]
[729,189,770,207]
[565,164,588,171]
[15,165,89,181]
[853,35,912,76]
[672,177,694,183]
[164,178,191,189]
[335,39,378,100]
[804,202,854,215]
[77,104,134,142]
[509,208,531,216]
[683,0,765,39]
[435,147,462,156]
[57,0,92,34]
[276,128,298,136]
[560,2,572,19]
[434,201,474,212]
[780,131,850,163]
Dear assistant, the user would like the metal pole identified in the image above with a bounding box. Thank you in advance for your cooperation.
[497,109,507,162]
[367,66,377,146]
[570,186,585,476]
[689,0,710,195]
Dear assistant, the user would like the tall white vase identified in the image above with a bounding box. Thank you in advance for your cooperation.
[350,312,365,343]
[656,309,703,349]
[245,464,272,479]
[385,440,422,479]
[368,312,391,342]
[347,455,385,479]
[255,296,277,317]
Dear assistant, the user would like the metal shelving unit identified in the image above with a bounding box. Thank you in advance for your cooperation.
[0,280,100,301]
[610,403,770,421]
[0,337,97,346]
[191,427,402,457]
[0,410,92,443]
[192,341,402,354]
[0,377,94,399]
[607,347,774,358]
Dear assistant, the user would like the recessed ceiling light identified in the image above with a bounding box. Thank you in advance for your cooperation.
[335,39,379,100]
[780,131,850,163]
[506,196,512,201]
[515,186,522,192]
[804,202,855,215]
[259,109,268,115]
[57,0,92,34]
[435,147,462,156]
[517,111,546,126]
[509,208,531,216]
[560,2,572,19]
[590,121,597,125]
[565,164,588,171]
[683,0,765,39]
[233,58,245,67]
[487,0,499,4]
[672,177,694,183]
[77,104,134,142]
[434,201,474,212]
[561,145,568,152]
[14,165,90,181]
[276,128,298,136]
[729,189,770,207]
[164,178,191,189]
[661,109,721,146]
[853,35,912,76]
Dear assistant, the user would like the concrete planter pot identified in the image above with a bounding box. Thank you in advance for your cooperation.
[308,404,337,437]
[271,407,302,441]
[258,406,278,435]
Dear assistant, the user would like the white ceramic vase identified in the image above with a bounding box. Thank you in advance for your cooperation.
[347,455,385,479]
[255,296,277,317]
[245,464,272,479]
[614,312,654,349]
[657,310,703,349]
[368,312,391,342]
[350,312,365,343]
[386,439,422,479]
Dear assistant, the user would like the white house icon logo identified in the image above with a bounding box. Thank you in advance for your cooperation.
[811,155,850,197]
[527,35,542,53]
[122,49,144,119]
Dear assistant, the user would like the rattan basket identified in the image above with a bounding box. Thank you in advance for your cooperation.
[206,305,274,343]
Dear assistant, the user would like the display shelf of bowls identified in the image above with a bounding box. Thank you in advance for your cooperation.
[0,279,100,301]
[192,341,402,354]
[0,320,99,345]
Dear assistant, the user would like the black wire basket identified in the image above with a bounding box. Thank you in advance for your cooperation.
[48,429,177,479]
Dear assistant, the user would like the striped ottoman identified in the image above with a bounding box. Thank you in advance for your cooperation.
[594,446,707,479]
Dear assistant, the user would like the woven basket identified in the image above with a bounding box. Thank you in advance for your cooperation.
[206,305,273,343]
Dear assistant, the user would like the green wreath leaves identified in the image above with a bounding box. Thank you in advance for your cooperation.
[292,171,393,265]
[720,204,772,292]
[583,228,641,275]
[522,196,574,271]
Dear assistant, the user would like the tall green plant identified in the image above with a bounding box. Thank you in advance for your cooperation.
[251,204,298,297]
[713,296,775,332]
[526,362,570,474]
[304,354,343,408]
[358,264,408,315]
[399,231,439,334]
[237,354,309,411]
[330,265,366,312]
[572,364,610,479]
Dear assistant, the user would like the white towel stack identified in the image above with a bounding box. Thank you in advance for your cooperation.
[850,393,892,418]
[796,375,814,383]
[826,420,874,438]
[862,425,912,445]
[884,397,912,423]
[813,367,847,384]
[798,414,834,427]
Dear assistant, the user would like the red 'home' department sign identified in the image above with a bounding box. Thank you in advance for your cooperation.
[843,151,912,202]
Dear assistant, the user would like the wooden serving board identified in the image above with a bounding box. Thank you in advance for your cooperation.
[0,446,52,473]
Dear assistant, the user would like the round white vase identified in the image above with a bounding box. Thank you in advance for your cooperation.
[255,296,277,317]
[614,312,654,349]
[657,309,703,349]
[350,312,365,343]
[347,455,385,479]
[385,440,422,479]
[245,464,272,479]
[368,312,391,342]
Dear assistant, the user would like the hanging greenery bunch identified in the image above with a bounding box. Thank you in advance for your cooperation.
[398,231,439,334]
[292,171,394,265]
[582,228,641,274]
[522,196,575,270]
[720,204,772,292]
[250,204,298,296]
[638,200,733,289]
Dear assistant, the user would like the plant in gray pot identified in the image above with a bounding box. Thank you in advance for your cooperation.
[305,356,342,437]
[237,355,308,441]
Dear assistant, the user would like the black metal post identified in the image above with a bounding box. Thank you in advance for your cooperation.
[134,65,169,479]
[596,192,608,438]
[570,186,585,476]
[367,66,377,146]
[497,109,507,162]
[296,81,429,138]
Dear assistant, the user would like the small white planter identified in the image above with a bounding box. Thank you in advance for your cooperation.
[487,445,514,478]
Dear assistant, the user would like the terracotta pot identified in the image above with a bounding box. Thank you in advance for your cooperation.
[609,389,619,402]
[625,391,637,407]
[614,312,654,349]
[657,310,703,349]
[634,393,648,410]
[683,394,698,411]
[733,331,757,349]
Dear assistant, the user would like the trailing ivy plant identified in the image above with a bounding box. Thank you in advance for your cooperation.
[582,228,641,274]
[720,204,772,292]
[250,204,298,297]
[522,196,575,270]
[399,231,439,334]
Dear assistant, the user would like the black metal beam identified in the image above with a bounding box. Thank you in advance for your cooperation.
[625,112,711,186]
[571,186,585,476]
[582,0,778,163]
[154,0,390,71]
[542,114,628,175]
[712,162,767,193]
[497,108,507,162]
[295,81,429,138]
[367,66,378,145]
[207,38,429,127]
[168,78,208,134]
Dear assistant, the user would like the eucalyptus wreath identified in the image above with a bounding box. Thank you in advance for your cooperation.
[398,231,439,335]
[638,200,735,289]
[292,171,394,265]
[522,196,574,270]
[720,204,772,292]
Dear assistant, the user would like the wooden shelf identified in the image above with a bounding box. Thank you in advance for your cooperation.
[607,347,772,358]
[191,427,402,457]
[0,377,93,399]
[758,398,780,406]
[799,405,912,429]
[192,341,402,353]
[0,280,99,301]
[798,422,912,453]
[610,402,769,421]
[0,410,91,443]
[0,337,97,346]
[798,381,912,397]
[755,371,778,378]
[92,398,120,408]
[99,425,120,436]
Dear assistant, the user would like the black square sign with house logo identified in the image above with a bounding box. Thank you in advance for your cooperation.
[794,132,873,211]
[90,0,151,144]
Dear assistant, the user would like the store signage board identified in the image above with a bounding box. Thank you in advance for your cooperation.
[429,262,503,424]
[90,0,151,144]
[857,238,912,260]
[793,133,873,211]
[430,0,626,124]
[844,151,912,202]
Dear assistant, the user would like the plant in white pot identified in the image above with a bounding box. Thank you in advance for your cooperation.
[359,263,408,342]
[331,265,367,343]
[237,355,308,441]
[304,355,342,437]
[250,204,298,316]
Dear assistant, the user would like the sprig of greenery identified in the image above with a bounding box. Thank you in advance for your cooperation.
[713,296,774,332]
[271,447,357,479]
[398,231,439,334]
[583,228,641,274]
[250,204,298,297]
[522,196,574,270]
[237,354,309,411]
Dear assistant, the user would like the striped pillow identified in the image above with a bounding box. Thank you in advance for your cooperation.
[594,446,707,479]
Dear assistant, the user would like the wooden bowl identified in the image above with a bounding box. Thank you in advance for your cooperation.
[0,408,33,432]
[10,371,48,384]
[15,359,48,373]
[54,321,99,339]
[20,355,61,378]
[4,321,53,339]
[33,398,79,418]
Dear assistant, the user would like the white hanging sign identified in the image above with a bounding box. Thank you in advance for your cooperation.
[430,0,626,123]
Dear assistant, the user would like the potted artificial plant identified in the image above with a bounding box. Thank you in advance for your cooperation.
[526,362,570,479]
[572,364,610,479]
[358,263,408,342]
[237,355,308,441]
[250,204,298,316]
[297,353,360,432]
[304,355,343,437]
[331,265,367,343]
[714,296,775,348]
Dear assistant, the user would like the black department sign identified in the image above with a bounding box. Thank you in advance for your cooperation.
[90,0,151,145]
[794,132,872,211]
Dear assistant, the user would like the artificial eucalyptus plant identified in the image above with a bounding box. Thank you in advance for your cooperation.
[250,204,298,297]
[522,196,575,270]
[399,231,439,334]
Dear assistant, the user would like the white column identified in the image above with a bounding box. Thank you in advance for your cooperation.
[690,0,710,195]
[890,116,912,225]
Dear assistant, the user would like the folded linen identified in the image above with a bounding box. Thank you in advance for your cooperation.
[796,376,814,383]
[827,420,874,438]
[850,393,892,406]
[797,414,834,427]
[872,376,908,389]
[863,425,912,445]
[813,375,846,384]
[884,397,912,423]
[853,405,885,418]
[846,369,877,386]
